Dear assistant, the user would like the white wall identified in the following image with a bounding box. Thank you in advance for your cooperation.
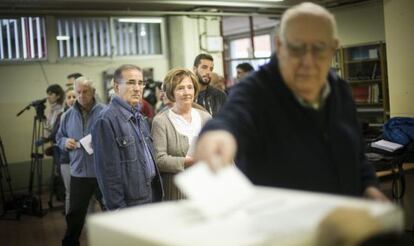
[332,0,385,46]
[168,16,223,75]
[383,0,414,117]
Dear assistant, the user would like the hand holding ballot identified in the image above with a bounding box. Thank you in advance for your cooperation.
[65,138,78,150]
[174,161,254,218]
[194,130,237,171]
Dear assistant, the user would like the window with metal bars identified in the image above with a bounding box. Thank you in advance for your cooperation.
[56,17,111,58]
[227,34,272,85]
[56,17,163,58]
[0,17,47,61]
[113,18,162,56]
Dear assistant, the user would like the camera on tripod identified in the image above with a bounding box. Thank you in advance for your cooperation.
[31,98,47,106]
[17,97,47,118]
[15,97,48,216]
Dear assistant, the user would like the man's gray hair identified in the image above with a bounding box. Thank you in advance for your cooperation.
[278,2,338,42]
[74,76,96,92]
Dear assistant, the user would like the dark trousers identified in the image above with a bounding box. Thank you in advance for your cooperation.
[62,176,103,246]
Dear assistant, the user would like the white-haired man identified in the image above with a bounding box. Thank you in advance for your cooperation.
[195,2,387,201]
[56,77,105,246]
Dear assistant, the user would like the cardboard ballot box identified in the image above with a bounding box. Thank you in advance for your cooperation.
[87,187,403,246]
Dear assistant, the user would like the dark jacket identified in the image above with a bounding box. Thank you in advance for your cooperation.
[55,107,69,164]
[202,54,378,196]
[196,85,227,117]
[92,96,163,210]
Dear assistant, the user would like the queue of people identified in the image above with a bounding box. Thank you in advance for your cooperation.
[43,51,226,245]
[35,2,404,246]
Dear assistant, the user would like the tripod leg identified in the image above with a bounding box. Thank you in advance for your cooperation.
[0,163,6,217]
[37,157,44,215]
[0,137,20,220]
[28,119,37,195]
[48,161,55,209]
[25,116,46,217]
[0,137,16,200]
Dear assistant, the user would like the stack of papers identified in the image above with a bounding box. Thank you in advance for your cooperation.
[371,139,404,152]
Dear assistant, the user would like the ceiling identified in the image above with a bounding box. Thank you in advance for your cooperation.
[0,0,374,16]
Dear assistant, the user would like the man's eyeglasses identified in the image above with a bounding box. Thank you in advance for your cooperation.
[285,41,335,59]
[122,80,147,87]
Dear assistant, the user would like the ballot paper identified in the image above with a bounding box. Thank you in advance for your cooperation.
[371,139,403,152]
[79,134,94,155]
[174,162,255,218]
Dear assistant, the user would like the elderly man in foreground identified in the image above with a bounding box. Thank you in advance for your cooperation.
[195,2,387,201]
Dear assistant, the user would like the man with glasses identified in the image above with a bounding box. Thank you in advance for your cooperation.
[194,2,387,200]
[92,64,163,211]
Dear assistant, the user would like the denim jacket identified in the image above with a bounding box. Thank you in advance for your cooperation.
[56,101,105,177]
[92,96,163,210]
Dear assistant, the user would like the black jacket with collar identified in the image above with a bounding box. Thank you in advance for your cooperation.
[196,85,227,117]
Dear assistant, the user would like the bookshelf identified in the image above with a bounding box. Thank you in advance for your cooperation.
[339,42,389,127]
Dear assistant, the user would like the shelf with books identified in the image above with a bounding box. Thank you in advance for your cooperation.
[348,79,381,85]
[357,107,383,113]
[344,43,380,61]
[355,103,383,108]
[344,58,380,64]
[345,60,381,81]
[351,84,382,104]
[342,42,389,125]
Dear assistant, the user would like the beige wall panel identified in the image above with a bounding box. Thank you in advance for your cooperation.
[384,0,414,117]
[332,1,385,46]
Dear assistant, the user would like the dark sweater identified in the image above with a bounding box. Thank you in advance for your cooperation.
[202,54,378,196]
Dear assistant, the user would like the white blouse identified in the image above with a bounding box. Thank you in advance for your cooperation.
[168,108,202,151]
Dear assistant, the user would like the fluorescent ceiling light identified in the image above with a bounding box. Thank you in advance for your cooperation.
[56,35,70,41]
[140,26,147,36]
[155,0,284,7]
[118,18,162,23]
